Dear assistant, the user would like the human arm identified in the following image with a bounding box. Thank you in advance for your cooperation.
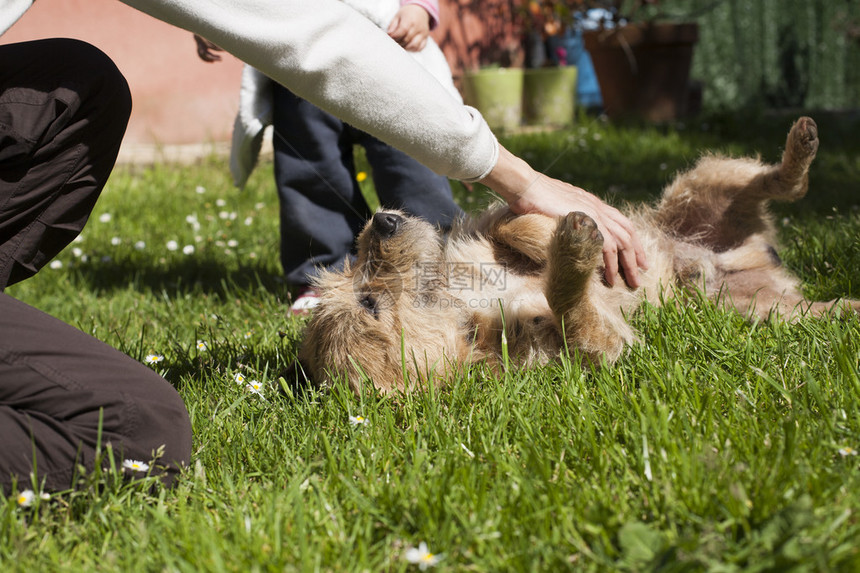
[121,0,645,285]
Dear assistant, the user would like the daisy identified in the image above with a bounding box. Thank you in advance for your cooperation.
[195,185,206,194]
[227,239,238,248]
[246,380,264,395]
[838,446,857,457]
[196,340,208,352]
[72,247,84,257]
[16,489,35,508]
[243,331,253,339]
[49,260,63,270]
[166,240,178,251]
[98,213,112,223]
[234,372,246,385]
[111,237,121,246]
[134,240,146,250]
[122,459,150,472]
[216,198,227,207]
[182,245,195,255]
[405,542,441,570]
[348,415,367,426]
[144,354,164,364]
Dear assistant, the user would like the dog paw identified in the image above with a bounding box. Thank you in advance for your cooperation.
[554,212,604,272]
[787,116,819,160]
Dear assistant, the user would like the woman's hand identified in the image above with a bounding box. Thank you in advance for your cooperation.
[479,145,649,288]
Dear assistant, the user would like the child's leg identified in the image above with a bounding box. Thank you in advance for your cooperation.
[358,131,463,230]
[271,85,371,286]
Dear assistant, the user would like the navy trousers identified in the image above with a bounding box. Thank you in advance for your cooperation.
[271,83,464,286]
[0,39,192,493]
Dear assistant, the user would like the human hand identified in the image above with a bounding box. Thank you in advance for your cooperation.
[194,34,223,62]
[479,146,649,288]
[387,5,431,52]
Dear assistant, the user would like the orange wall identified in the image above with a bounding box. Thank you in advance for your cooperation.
[3,0,515,146]
[3,0,244,146]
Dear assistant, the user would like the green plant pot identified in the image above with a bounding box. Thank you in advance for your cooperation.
[522,67,578,127]
[462,68,524,131]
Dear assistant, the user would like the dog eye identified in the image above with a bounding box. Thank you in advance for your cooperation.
[359,294,379,318]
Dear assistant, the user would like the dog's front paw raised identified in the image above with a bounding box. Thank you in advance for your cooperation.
[553,211,604,275]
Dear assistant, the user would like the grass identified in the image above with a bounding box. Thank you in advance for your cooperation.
[3,111,860,571]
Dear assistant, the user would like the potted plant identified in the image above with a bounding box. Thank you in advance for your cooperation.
[459,0,528,132]
[580,0,700,122]
[520,0,581,127]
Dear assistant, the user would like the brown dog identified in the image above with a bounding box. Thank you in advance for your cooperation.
[295,117,859,394]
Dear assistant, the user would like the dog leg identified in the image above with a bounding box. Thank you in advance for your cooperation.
[545,212,628,362]
[655,117,818,251]
[487,211,557,266]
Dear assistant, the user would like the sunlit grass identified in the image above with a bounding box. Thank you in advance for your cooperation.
[3,112,860,571]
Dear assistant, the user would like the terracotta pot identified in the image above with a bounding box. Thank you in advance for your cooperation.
[583,22,699,122]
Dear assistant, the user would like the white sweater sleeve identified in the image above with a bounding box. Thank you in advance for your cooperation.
[121,0,499,181]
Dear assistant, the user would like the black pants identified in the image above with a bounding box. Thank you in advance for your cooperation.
[0,39,192,493]
[272,83,464,286]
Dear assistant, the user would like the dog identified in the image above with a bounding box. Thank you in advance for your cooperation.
[294,117,860,394]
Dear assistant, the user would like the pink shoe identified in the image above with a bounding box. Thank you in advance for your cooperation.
[290,286,321,316]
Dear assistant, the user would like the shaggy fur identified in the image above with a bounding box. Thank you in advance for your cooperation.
[295,117,860,394]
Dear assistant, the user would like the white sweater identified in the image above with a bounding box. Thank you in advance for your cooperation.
[1,0,498,181]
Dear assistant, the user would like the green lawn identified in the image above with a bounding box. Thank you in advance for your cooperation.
[3,111,860,571]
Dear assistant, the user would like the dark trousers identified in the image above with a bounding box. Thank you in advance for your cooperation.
[271,83,464,285]
[0,39,192,493]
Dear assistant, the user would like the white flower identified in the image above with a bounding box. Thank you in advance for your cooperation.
[245,380,264,395]
[216,198,226,207]
[195,185,206,194]
[405,542,441,570]
[838,446,857,457]
[243,331,253,340]
[122,459,150,472]
[244,217,254,226]
[234,372,246,385]
[227,239,238,248]
[110,237,121,246]
[196,341,208,352]
[98,213,112,223]
[182,245,195,255]
[134,241,146,250]
[72,247,84,257]
[348,415,367,426]
[49,260,63,269]
[16,489,35,508]
[166,240,178,251]
[144,354,164,364]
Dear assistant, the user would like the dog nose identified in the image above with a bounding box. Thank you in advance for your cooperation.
[372,212,403,237]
